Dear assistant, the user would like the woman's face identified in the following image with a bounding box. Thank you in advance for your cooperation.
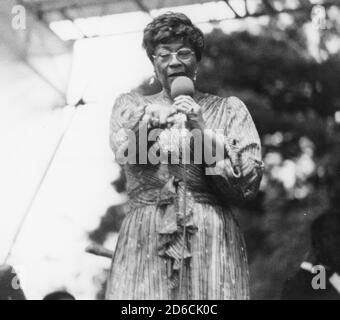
[153,39,198,94]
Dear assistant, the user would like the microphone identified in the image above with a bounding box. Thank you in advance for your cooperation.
[158,76,194,154]
[170,77,194,294]
[170,76,194,99]
[158,76,195,153]
[170,76,194,126]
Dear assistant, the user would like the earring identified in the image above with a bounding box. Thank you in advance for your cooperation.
[149,71,157,85]
[193,70,198,81]
[149,75,155,85]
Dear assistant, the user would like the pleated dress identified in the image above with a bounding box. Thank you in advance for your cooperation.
[105,90,264,300]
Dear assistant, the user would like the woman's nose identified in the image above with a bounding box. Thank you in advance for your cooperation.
[168,54,182,67]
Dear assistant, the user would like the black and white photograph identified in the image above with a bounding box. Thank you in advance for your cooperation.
[0,0,340,302]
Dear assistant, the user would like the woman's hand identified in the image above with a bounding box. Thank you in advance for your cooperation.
[173,95,205,131]
[143,104,177,128]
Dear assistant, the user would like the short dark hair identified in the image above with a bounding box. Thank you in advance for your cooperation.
[43,290,75,300]
[142,12,204,62]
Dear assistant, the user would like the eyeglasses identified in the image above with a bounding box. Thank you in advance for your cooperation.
[152,48,195,63]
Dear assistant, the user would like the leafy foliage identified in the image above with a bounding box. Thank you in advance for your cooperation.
[194,19,340,299]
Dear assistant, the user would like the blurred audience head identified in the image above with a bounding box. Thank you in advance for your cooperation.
[0,264,26,300]
[43,290,75,300]
[311,209,340,271]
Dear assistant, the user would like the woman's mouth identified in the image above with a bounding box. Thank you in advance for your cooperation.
[168,72,187,78]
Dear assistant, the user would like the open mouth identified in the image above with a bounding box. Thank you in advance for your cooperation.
[168,72,186,78]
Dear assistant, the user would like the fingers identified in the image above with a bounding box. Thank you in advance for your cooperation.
[144,104,177,127]
[173,100,192,107]
[151,116,159,127]
[166,114,176,125]
[174,104,189,113]
[166,106,177,117]
[159,111,168,125]
[174,100,191,109]
[173,101,199,115]
[159,107,176,125]
[142,114,151,128]
[174,95,194,103]
[142,113,158,128]
[166,113,188,128]
[144,104,156,115]
[142,114,151,123]
[174,96,198,111]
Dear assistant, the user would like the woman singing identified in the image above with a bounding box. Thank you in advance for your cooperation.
[106,12,264,300]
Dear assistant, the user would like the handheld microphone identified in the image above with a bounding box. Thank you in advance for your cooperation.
[170,76,194,99]
[158,76,194,153]
[170,76,194,126]
[170,77,194,296]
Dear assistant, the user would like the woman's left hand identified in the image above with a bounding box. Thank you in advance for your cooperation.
[173,95,205,131]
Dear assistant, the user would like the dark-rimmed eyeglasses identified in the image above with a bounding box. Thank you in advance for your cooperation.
[152,48,195,63]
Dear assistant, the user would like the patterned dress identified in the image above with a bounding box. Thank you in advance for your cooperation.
[106,90,264,300]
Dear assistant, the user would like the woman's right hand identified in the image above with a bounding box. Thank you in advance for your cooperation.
[143,104,177,127]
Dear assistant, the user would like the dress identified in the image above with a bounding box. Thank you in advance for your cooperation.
[105,90,264,300]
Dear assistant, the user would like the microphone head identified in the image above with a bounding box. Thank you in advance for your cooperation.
[170,76,194,100]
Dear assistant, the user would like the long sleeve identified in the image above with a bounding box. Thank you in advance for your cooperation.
[109,92,147,163]
[205,96,264,203]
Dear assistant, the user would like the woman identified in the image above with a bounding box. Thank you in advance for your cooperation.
[106,12,264,300]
